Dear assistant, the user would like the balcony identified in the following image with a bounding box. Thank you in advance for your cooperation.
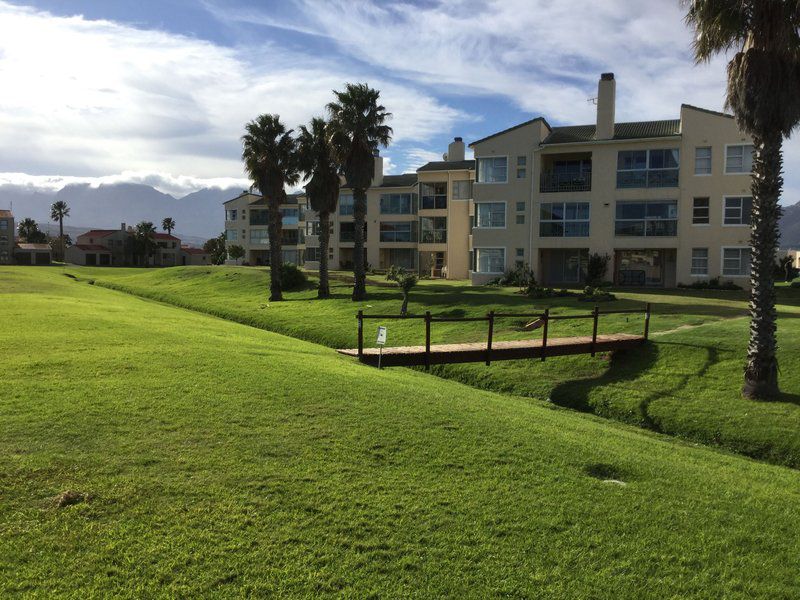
[540,171,591,193]
[616,169,679,189]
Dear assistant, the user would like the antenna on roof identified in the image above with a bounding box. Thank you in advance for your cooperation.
[588,97,598,105]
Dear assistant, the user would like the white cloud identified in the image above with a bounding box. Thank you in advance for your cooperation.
[404,148,445,171]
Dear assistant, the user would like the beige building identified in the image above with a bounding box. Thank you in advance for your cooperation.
[0,209,14,265]
[66,225,182,267]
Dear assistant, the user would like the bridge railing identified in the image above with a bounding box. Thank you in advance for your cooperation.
[356,303,651,369]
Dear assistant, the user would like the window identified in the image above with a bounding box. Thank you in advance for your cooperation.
[723,247,751,277]
[516,248,524,258]
[420,217,447,243]
[474,248,505,273]
[379,221,416,242]
[421,183,447,209]
[339,222,366,243]
[452,180,472,200]
[615,201,678,236]
[539,202,590,237]
[725,144,754,174]
[724,196,752,225]
[477,157,508,183]
[280,208,299,225]
[692,197,710,225]
[306,221,320,236]
[250,229,269,245]
[380,193,416,214]
[304,247,320,262]
[281,230,303,246]
[517,156,527,179]
[225,209,237,221]
[695,147,712,175]
[475,202,506,228]
[691,248,709,276]
[515,214,525,225]
[249,209,268,226]
[225,229,238,241]
[516,201,525,212]
[617,149,679,188]
[339,194,354,216]
[241,210,246,220]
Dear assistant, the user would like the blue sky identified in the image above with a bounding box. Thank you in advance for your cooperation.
[0,0,796,201]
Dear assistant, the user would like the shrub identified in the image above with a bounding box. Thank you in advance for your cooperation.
[386,265,418,316]
[579,286,616,302]
[791,280,800,288]
[525,282,576,299]
[490,263,535,289]
[279,263,308,291]
[678,277,742,291]
[586,253,610,287]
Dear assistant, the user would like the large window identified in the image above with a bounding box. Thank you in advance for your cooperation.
[540,202,590,237]
[452,180,472,200]
[225,209,237,221]
[615,200,678,236]
[339,194,354,216]
[691,248,709,276]
[380,193,416,214]
[724,196,752,225]
[475,202,506,228]
[477,157,508,183]
[306,221,320,236]
[695,147,712,175]
[617,149,679,188]
[474,248,505,273]
[280,208,299,225]
[420,217,447,243]
[225,229,238,241]
[281,230,303,246]
[420,183,447,209]
[692,197,710,225]
[723,247,751,277]
[379,221,416,242]
[250,229,269,245]
[339,222,366,243]
[304,247,320,262]
[725,144,754,174]
[249,209,268,226]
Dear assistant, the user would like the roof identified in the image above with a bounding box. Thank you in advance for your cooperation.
[542,119,681,145]
[681,103,735,119]
[0,209,12,218]
[182,247,207,255]
[79,229,116,238]
[154,232,180,241]
[15,243,50,251]
[73,244,111,252]
[469,117,552,147]
[417,159,475,172]
[340,173,418,190]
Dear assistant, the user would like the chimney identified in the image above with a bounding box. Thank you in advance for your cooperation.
[447,137,465,162]
[596,73,616,140]
[372,150,384,186]
[121,222,126,231]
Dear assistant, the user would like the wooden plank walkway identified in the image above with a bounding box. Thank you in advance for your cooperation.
[338,333,645,367]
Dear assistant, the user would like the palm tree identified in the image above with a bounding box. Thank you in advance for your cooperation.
[684,1,800,399]
[18,218,46,243]
[242,114,300,302]
[327,83,392,301]
[50,200,70,261]
[297,117,340,299]
[162,217,176,235]
[135,221,156,267]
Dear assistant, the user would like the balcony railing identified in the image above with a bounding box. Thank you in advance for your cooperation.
[616,169,679,189]
[539,172,591,193]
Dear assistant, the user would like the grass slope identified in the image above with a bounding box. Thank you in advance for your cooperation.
[3,266,800,597]
[77,265,800,468]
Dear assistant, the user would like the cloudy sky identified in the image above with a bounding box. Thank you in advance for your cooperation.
[0,0,797,201]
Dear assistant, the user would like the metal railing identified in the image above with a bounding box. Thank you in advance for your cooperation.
[539,172,592,193]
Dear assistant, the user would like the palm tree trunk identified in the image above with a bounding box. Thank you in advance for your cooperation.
[59,217,64,262]
[352,187,367,301]
[743,131,782,399]
[318,210,331,299]
[268,194,284,302]
[400,290,409,316]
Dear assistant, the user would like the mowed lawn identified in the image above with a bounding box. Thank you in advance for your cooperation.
[3,267,800,597]
[77,265,800,468]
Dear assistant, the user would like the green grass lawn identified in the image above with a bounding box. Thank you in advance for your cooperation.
[71,265,800,468]
[3,266,800,597]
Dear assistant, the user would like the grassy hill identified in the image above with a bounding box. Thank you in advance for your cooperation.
[3,266,800,597]
[74,265,800,468]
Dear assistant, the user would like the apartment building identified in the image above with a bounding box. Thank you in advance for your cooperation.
[0,209,13,265]
[66,225,182,267]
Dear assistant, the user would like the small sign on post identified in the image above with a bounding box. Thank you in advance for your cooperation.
[376,326,387,369]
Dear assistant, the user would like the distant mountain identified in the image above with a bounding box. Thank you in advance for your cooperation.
[780,201,800,249]
[0,182,242,240]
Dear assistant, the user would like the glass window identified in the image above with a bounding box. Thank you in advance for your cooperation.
[420,183,447,209]
[379,221,416,242]
[225,229,238,241]
[515,214,525,225]
[517,156,527,166]
[517,168,526,179]
[280,208,299,225]
[304,247,320,262]
[339,194,354,216]
[516,248,524,258]
[516,201,525,212]
[306,221,320,236]
[477,157,508,183]
[691,248,709,276]
[539,202,590,237]
[615,201,677,236]
[617,149,679,188]
[420,217,447,243]
[452,180,472,200]
[475,248,505,273]
[723,247,751,277]
[475,202,506,228]
[693,198,710,225]
[339,222,366,242]
[249,209,268,226]
[725,144,754,174]
[695,147,712,175]
[250,229,269,245]
[380,193,416,214]
[724,196,752,225]
[225,209,237,221]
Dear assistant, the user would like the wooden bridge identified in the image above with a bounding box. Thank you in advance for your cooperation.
[338,305,651,368]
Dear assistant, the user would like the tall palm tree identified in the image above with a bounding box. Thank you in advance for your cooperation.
[50,200,70,261]
[135,221,156,267]
[18,218,46,243]
[242,114,300,302]
[327,83,392,301]
[297,117,340,299]
[162,217,176,235]
[685,0,800,399]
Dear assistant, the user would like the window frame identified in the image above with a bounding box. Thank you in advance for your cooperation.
[379,221,416,243]
[694,146,712,176]
[614,200,678,237]
[339,193,355,216]
[452,180,473,200]
[721,246,751,278]
[474,201,507,229]
[724,143,755,175]
[420,182,448,210]
[692,197,710,226]
[476,156,509,184]
[473,247,506,274]
[380,193,417,215]
[616,148,680,189]
[690,248,709,277]
[539,201,591,238]
[419,216,447,244]
[722,195,752,227]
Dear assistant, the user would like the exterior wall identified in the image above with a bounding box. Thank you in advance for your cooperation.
[0,212,13,265]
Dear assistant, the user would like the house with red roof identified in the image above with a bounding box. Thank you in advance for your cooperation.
[65,223,183,267]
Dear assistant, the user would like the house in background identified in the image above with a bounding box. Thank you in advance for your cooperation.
[0,209,52,265]
[181,246,210,265]
[14,243,52,265]
[0,209,14,265]
[65,224,182,267]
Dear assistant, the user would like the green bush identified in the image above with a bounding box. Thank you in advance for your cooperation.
[279,263,308,291]
[586,253,610,287]
[678,277,742,291]
[490,263,535,288]
[525,283,576,299]
[579,286,616,302]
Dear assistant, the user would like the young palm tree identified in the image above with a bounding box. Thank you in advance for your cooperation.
[162,217,176,235]
[327,83,392,301]
[135,221,157,267]
[297,117,340,299]
[18,218,45,243]
[685,0,800,399]
[242,114,300,302]
[50,200,70,261]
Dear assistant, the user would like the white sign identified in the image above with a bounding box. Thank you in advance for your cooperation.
[376,326,387,346]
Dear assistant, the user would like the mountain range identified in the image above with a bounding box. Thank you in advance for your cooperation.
[0,183,245,241]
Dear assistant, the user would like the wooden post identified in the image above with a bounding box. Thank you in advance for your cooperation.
[486,310,494,366]
[425,311,431,370]
[541,308,549,362]
[644,302,651,340]
[357,310,364,360]
[590,305,599,357]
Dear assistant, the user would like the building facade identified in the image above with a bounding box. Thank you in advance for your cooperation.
[0,209,14,265]
[66,225,184,267]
